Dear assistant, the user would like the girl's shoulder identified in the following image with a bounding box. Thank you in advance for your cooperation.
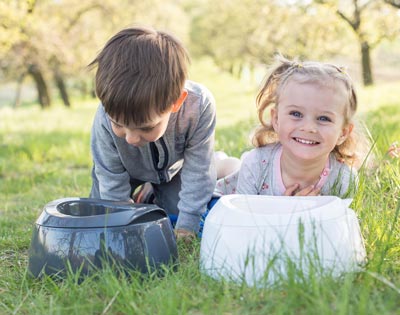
[325,153,358,198]
[328,153,358,177]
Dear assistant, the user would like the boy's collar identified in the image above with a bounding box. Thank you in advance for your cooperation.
[171,89,188,113]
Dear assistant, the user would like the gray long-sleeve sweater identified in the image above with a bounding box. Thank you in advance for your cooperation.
[90,80,217,232]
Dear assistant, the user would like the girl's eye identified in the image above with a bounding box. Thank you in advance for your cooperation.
[318,116,332,122]
[289,111,302,118]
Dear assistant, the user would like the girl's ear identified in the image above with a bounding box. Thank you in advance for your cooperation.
[270,107,278,131]
[171,89,188,113]
[337,123,354,145]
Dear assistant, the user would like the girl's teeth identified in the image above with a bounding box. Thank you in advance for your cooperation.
[296,138,317,145]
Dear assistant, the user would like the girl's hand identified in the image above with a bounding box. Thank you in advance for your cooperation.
[387,142,399,159]
[284,184,321,196]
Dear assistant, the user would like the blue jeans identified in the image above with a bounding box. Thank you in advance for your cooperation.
[168,197,220,238]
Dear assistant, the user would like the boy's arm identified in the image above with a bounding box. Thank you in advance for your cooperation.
[90,105,132,201]
[175,89,217,233]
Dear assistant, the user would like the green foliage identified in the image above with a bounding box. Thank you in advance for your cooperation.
[2,0,399,107]
[0,63,399,314]
[189,0,354,70]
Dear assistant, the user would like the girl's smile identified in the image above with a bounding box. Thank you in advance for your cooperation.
[271,80,352,164]
[293,137,319,145]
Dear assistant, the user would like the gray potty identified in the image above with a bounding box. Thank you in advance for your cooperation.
[28,198,178,277]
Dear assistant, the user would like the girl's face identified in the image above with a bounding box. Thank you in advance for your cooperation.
[109,110,171,147]
[271,80,352,163]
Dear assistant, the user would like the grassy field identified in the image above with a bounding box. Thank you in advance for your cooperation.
[0,59,399,314]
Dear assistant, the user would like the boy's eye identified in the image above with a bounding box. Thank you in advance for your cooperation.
[140,126,156,132]
[289,111,302,118]
[111,121,123,129]
[318,116,332,122]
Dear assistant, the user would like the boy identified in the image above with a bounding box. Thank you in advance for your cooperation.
[89,27,216,240]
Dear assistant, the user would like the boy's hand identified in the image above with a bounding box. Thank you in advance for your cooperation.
[175,229,199,260]
[284,184,321,196]
[174,229,196,243]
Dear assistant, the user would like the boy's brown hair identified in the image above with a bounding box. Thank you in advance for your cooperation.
[90,26,189,125]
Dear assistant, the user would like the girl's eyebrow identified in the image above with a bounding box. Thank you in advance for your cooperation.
[285,104,338,116]
[285,104,303,109]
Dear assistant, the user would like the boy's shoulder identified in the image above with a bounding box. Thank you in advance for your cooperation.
[185,80,215,101]
[181,80,216,116]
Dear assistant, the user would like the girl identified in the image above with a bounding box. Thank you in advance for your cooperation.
[216,56,368,198]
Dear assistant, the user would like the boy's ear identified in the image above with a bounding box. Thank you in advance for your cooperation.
[171,89,188,113]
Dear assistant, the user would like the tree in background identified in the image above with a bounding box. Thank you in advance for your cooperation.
[384,0,400,8]
[0,0,105,107]
[189,0,352,80]
[0,0,399,107]
[315,0,400,86]
[0,1,50,107]
[0,0,189,108]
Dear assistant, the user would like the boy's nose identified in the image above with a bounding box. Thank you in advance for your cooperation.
[125,131,141,145]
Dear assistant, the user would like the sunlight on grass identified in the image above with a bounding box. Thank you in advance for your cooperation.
[357,82,400,113]
[189,57,258,127]
[1,102,96,133]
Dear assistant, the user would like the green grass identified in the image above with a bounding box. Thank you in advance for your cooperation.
[0,59,399,314]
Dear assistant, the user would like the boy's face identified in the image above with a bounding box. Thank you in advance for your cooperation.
[108,111,171,147]
[108,90,187,147]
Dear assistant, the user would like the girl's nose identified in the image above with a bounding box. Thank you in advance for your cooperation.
[300,119,317,133]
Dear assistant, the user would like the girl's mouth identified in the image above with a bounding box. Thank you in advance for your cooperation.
[293,137,319,145]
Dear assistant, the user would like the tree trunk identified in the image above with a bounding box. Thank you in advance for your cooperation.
[13,73,26,108]
[361,41,373,86]
[77,80,88,98]
[54,69,70,107]
[28,64,51,108]
[91,80,96,98]
[237,63,243,80]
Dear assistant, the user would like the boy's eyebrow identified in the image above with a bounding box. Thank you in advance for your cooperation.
[136,121,160,130]
[108,116,124,126]
[108,115,158,129]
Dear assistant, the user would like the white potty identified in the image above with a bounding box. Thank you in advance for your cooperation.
[200,195,366,286]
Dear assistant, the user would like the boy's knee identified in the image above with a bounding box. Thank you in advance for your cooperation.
[215,152,241,179]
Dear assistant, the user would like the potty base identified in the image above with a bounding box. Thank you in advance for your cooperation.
[200,195,366,286]
[28,198,178,277]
